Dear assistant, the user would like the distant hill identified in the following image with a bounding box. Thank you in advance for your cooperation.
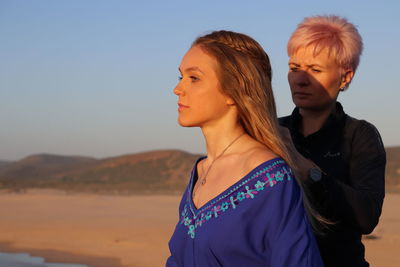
[0,150,201,194]
[0,147,398,194]
[0,154,98,179]
[0,160,12,170]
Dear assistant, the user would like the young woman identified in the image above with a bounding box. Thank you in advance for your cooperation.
[280,15,386,266]
[167,30,323,266]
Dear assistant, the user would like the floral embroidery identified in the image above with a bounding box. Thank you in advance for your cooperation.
[180,159,293,239]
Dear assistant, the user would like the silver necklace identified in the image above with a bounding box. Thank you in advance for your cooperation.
[198,132,245,187]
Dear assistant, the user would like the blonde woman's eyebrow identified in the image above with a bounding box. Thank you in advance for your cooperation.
[178,66,204,74]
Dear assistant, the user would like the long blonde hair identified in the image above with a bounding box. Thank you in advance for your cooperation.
[193,30,328,232]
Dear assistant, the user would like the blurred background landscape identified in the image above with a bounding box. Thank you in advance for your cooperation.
[0,147,399,266]
[0,147,399,194]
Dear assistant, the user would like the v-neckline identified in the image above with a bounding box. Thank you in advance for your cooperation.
[188,156,282,215]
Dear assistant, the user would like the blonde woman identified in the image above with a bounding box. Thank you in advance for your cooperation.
[167,30,323,266]
[280,15,386,266]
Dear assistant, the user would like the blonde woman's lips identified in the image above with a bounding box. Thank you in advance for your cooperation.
[178,103,189,111]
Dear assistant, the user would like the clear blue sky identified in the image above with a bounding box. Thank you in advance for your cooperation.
[1,0,399,160]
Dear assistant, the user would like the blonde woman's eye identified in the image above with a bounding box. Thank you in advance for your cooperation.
[178,76,183,81]
[190,76,199,82]
[312,69,321,73]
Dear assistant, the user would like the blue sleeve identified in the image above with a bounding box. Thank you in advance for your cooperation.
[166,187,189,267]
[263,175,323,267]
[166,256,178,267]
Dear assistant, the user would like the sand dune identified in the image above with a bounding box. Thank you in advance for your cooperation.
[363,194,400,266]
[0,190,398,267]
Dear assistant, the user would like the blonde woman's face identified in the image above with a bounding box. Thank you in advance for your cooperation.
[288,46,350,111]
[173,45,233,127]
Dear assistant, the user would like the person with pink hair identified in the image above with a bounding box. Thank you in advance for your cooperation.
[280,15,386,266]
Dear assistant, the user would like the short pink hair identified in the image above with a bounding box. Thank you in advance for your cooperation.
[287,15,363,73]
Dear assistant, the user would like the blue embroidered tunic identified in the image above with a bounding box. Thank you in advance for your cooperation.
[167,157,323,267]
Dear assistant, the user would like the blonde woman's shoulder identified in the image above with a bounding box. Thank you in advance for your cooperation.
[242,145,278,173]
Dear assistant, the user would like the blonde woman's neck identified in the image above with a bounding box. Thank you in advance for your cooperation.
[201,122,245,161]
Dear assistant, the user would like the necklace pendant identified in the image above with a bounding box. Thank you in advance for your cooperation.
[201,179,206,185]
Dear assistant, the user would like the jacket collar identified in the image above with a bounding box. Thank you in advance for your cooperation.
[288,102,347,138]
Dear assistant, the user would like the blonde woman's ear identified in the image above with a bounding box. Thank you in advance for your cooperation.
[226,97,236,105]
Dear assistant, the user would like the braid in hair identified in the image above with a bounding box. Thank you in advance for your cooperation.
[194,31,272,81]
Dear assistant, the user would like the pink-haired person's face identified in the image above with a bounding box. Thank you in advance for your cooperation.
[288,46,352,111]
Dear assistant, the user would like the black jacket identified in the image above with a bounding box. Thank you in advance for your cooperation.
[279,102,386,267]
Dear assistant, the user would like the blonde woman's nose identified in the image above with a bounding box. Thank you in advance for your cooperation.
[173,84,185,96]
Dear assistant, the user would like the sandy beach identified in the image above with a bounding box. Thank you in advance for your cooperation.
[0,190,398,267]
